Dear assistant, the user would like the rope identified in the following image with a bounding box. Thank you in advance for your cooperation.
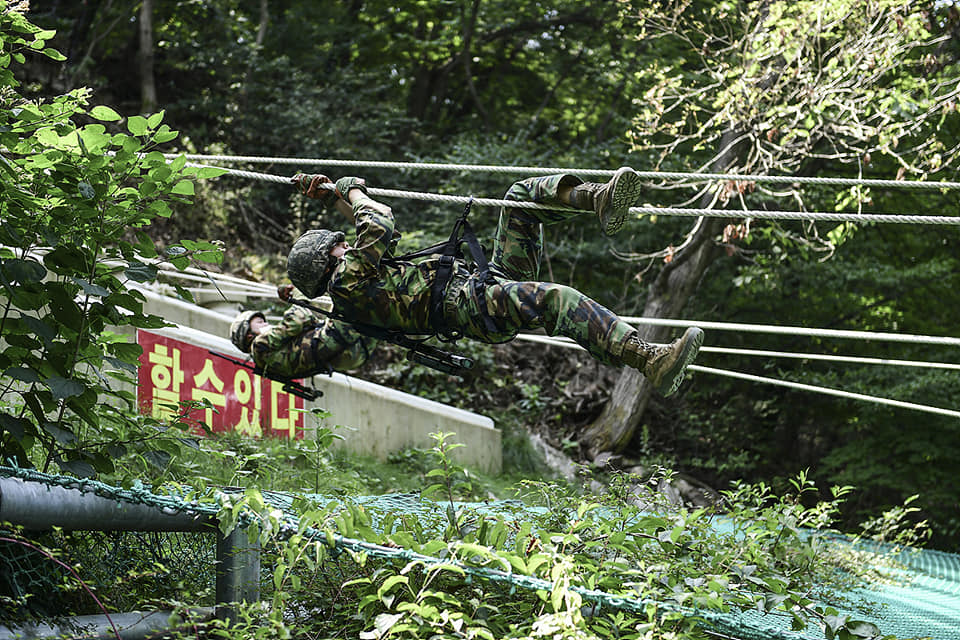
[616,317,960,347]
[700,347,960,371]
[516,334,960,371]
[626,205,960,225]
[173,153,960,191]
[515,334,960,420]
[182,161,960,225]
[689,364,960,420]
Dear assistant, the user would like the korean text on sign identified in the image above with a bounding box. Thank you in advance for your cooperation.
[137,330,304,438]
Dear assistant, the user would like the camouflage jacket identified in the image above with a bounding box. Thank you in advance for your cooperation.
[327,196,470,334]
[250,304,377,378]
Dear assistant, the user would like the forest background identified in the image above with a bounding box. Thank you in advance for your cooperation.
[9,0,960,551]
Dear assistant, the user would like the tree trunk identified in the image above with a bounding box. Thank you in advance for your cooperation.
[255,0,269,48]
[583,129,746,458]
[138,0,157,114]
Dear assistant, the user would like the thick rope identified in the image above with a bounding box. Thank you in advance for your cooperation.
[183,162,960,225]
[699,346,960,371]
[174,153,960,191]
[626,205,960,224]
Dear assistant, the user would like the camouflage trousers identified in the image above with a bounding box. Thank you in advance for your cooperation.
[443,174,635,367]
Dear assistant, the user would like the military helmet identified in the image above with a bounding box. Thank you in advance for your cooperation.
[230,310,265,353]
[287,229,346,298]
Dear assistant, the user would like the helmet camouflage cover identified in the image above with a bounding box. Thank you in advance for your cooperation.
[287,229,346,298]
[230,310,265,353]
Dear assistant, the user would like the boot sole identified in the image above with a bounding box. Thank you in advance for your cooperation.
[656,327,704,397]
[602,167,643,236]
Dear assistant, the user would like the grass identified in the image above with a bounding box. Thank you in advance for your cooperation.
[143,423,557,503]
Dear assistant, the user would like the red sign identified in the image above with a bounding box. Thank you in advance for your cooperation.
[137,330,304,438]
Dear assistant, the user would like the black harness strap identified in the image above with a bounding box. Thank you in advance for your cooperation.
[412,197,498,338]
[428,199,471,339]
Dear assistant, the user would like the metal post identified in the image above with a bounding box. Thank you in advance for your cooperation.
[215,524,261,623]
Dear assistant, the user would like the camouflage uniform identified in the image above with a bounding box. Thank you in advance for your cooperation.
[250,304,378,379]
[327,174,635,367]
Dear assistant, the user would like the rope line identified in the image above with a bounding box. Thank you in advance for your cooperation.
[515,334,960,371]
[700,346,960,371]
[617,317,960,347]
[147,264,960,349]
[689,364,960,420]
[173,153,960,190]
[184,161,960,225]
[626,205,960,225]
[515,334,960,420]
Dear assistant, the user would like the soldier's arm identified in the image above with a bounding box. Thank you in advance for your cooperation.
[319,319,380,370]
[338,177,395,274]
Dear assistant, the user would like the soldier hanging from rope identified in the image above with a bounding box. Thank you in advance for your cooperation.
[228,287,379,382]
[227,189,383,384]
[288,169,704,397]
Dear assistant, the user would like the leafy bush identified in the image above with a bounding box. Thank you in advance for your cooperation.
[0,4,223,475]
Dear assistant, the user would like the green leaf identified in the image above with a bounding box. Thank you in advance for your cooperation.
[171,179,195,195]
[147,111,164,128]
[2,258,47,284]
[21,315,57,341]
[41,48,67,62]
[764,592,790,611]
[48,286,83,329]
[377,575,409,598]
[4,367,41,383]
[43,421,76,444]
[47,375,85,400]
[43,245,89,273]
[0,413,33,440]
[124,260,158,283]
[192,165,228,179]
[173,283,196,303]
[152,127,178,144]
[144,449,172,469]
[127,115,148,136]
[59,459,96,478]
[104,355,138,375]
[0,153,17,177]
[73,277,111,297]
[108,342,143,362]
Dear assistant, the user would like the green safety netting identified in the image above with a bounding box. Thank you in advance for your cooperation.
[1,466,958,640]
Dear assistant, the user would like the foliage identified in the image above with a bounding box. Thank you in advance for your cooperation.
[610,0,960,549]
[1,410,934,639]
[192,462,914,640]
[0,3,224,475]
[628,0,960,176]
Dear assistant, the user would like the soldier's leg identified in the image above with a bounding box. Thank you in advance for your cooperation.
[491,174,581,281]
[457,279,702,396]
[491,169,643,279]
[482,279,636,366]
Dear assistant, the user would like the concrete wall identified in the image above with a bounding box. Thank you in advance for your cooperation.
[134,286,501,473]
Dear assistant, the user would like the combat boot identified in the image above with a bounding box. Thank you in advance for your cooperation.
[620,327,704,397]
[569,166,643,236]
